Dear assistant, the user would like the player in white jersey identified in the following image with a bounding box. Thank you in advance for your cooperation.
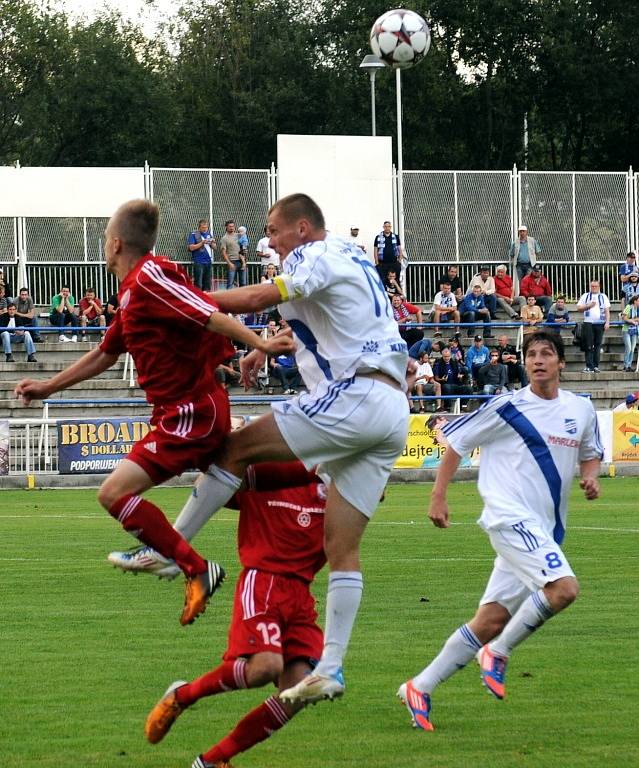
[129,194,410,705]
[398,331,602,731]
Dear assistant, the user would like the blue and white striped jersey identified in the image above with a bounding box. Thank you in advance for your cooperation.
[274,234,408,393]
[442,387,603,543]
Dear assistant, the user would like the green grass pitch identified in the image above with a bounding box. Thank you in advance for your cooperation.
[2,478,637,767]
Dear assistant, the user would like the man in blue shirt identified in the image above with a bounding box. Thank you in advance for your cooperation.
[188,219,216,291]
[465,335,491,386]
[459,285,492,337]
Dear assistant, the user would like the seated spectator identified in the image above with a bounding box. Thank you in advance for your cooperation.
[466,265,497,318]
[478,349,508,395]
[546,295,570,332]
[0,285,7,317]
[520,265,553,316]
[432,347,471,409]
[412,351,442,412]
[384,268,404,300]
[496,334,527,389]
[436,265,463,301]
[105,293,119,325]
[619,251,638,287]
[78,287,106,341]
[622,294,639,371]
[216,358,241,389]
[49,285,77,342]
[270,353,302,394]
[465,335,491,386]
[14,287,42,342]
[0,268,13,302]
[493,264,524,319]
[432,281,460,331]
[0,303,37,362]
[408,337,448,361]
[391,294,423,348]
[622,272,639,309]
[520,294,544,334]
[459,285,492,337]
[448,334,465,364]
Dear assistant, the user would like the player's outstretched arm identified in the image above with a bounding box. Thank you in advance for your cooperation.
[428,445,462,528]
[579,458,601,500]
[14,347,119,405]
[209,282,282,314]
[206,311,294,357]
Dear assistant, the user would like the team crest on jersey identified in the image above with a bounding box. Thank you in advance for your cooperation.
[120,289,131,310]
[564,418,577,435]
[297,511,311,528]
[362,340,380,353]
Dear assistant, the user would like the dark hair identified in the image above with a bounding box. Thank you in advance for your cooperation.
[441,280,451,287]
[85,287,96,294]
[522,330,565,362]
[269,194,325,230]
[61,285,70,291]
[6,302,16,309]
[225,220,235,227]
[19,287,28,293]
[556,294,566,301]
[112,199,159,255]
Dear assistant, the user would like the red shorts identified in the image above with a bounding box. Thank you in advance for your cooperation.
[127,390,230,484]
[223,569,323,664]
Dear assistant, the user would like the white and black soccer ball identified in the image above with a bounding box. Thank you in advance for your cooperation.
[370,9,431,70]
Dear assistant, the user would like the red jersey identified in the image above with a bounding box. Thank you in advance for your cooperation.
[100,254,234,406]
[229,462,326,583]
[79,296,103,320]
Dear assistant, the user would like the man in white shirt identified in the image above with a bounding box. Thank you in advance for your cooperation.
[347,226,367,255]
[576,280,610,373]
[432,281,460,332]
[256,225,280,275]
[412,351,442,412]
[397,330,602,730]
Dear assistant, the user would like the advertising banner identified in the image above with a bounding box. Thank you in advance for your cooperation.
[395,413,480,469]
[57,418,152,474]
[612,410,639,461]
[0,420,8,476]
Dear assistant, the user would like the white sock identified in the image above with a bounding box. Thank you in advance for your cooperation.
[173,464,242,541]
[491,589,554,657]
[316,571,363,676]
[412,624,482,694]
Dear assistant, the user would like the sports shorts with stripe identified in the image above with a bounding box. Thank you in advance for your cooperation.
[480,519,575,616]
[223,569,323,664]
[127,390,231,484]
[271,375,409,518]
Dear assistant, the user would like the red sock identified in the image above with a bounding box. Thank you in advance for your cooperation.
[177,659,247,706]
[202,696,290,764]
[109,494,207,577]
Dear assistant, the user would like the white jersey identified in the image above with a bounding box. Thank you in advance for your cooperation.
[273,234,408,392]
[433,291,457,309]
[442,386,603,544]
[256,236,280,268]
[577,291,610,323]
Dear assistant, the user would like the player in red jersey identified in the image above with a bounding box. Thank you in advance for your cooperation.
[144,461,326,768]
[14,199,294,626]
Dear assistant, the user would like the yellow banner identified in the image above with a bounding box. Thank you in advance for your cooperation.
[395,414,480,469]
[612,410,639,461]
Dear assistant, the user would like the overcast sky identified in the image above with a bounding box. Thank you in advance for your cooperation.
[43,0,179,36]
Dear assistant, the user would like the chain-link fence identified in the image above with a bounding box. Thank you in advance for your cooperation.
[22,217,109,263]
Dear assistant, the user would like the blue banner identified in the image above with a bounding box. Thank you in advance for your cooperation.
[57,417,152,474]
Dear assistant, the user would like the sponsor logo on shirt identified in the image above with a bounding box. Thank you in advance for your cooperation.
[144,441,157,453]
[547,435,580,448]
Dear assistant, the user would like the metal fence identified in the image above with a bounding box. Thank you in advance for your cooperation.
[9,420,58,474]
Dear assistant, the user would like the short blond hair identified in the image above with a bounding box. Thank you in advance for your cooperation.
[111,199,159,255]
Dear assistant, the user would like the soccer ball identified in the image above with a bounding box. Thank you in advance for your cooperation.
[370,9,430,70]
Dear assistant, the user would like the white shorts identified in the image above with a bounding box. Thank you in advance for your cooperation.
[272,375,409,517]
[479,520,575,615]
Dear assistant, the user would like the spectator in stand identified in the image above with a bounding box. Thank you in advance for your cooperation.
[412,351,442,413]
[347,226,367,255]
[0,268,14,302]
[373,220,403,283]
[496,334,527,389]
[520,294,544,334]
[448,335,465,365]
[465,335,491,387]
[432,347,471,410]
[478,349,507,395]
[466,266,497,318]
[188,219,216,292]
[613,390,639,412]
[493,264,524,319]
[459,284,492,337]
[384,268,404,300]
[0,285,8,317]
[14,287,42,342]
[520,265,553,316]
[270,352,302,394]
[622,272,639,309]
[619,251,638,287]
[391,294,423,348]
[49,285,77,342]
[436,265,463,301]
[509,224,541,281]
[221,220,247,290]
[0,303,37,362]
[256,225,280,276]
[216,358,241,389]
[577,280,610,373]
[237,226,249,258]
[78,287,106,341]
[622,294,639,371]
[409,337,447,361]
[546,295,570,333]
[432,281,460,332]
[105,293,119,325]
